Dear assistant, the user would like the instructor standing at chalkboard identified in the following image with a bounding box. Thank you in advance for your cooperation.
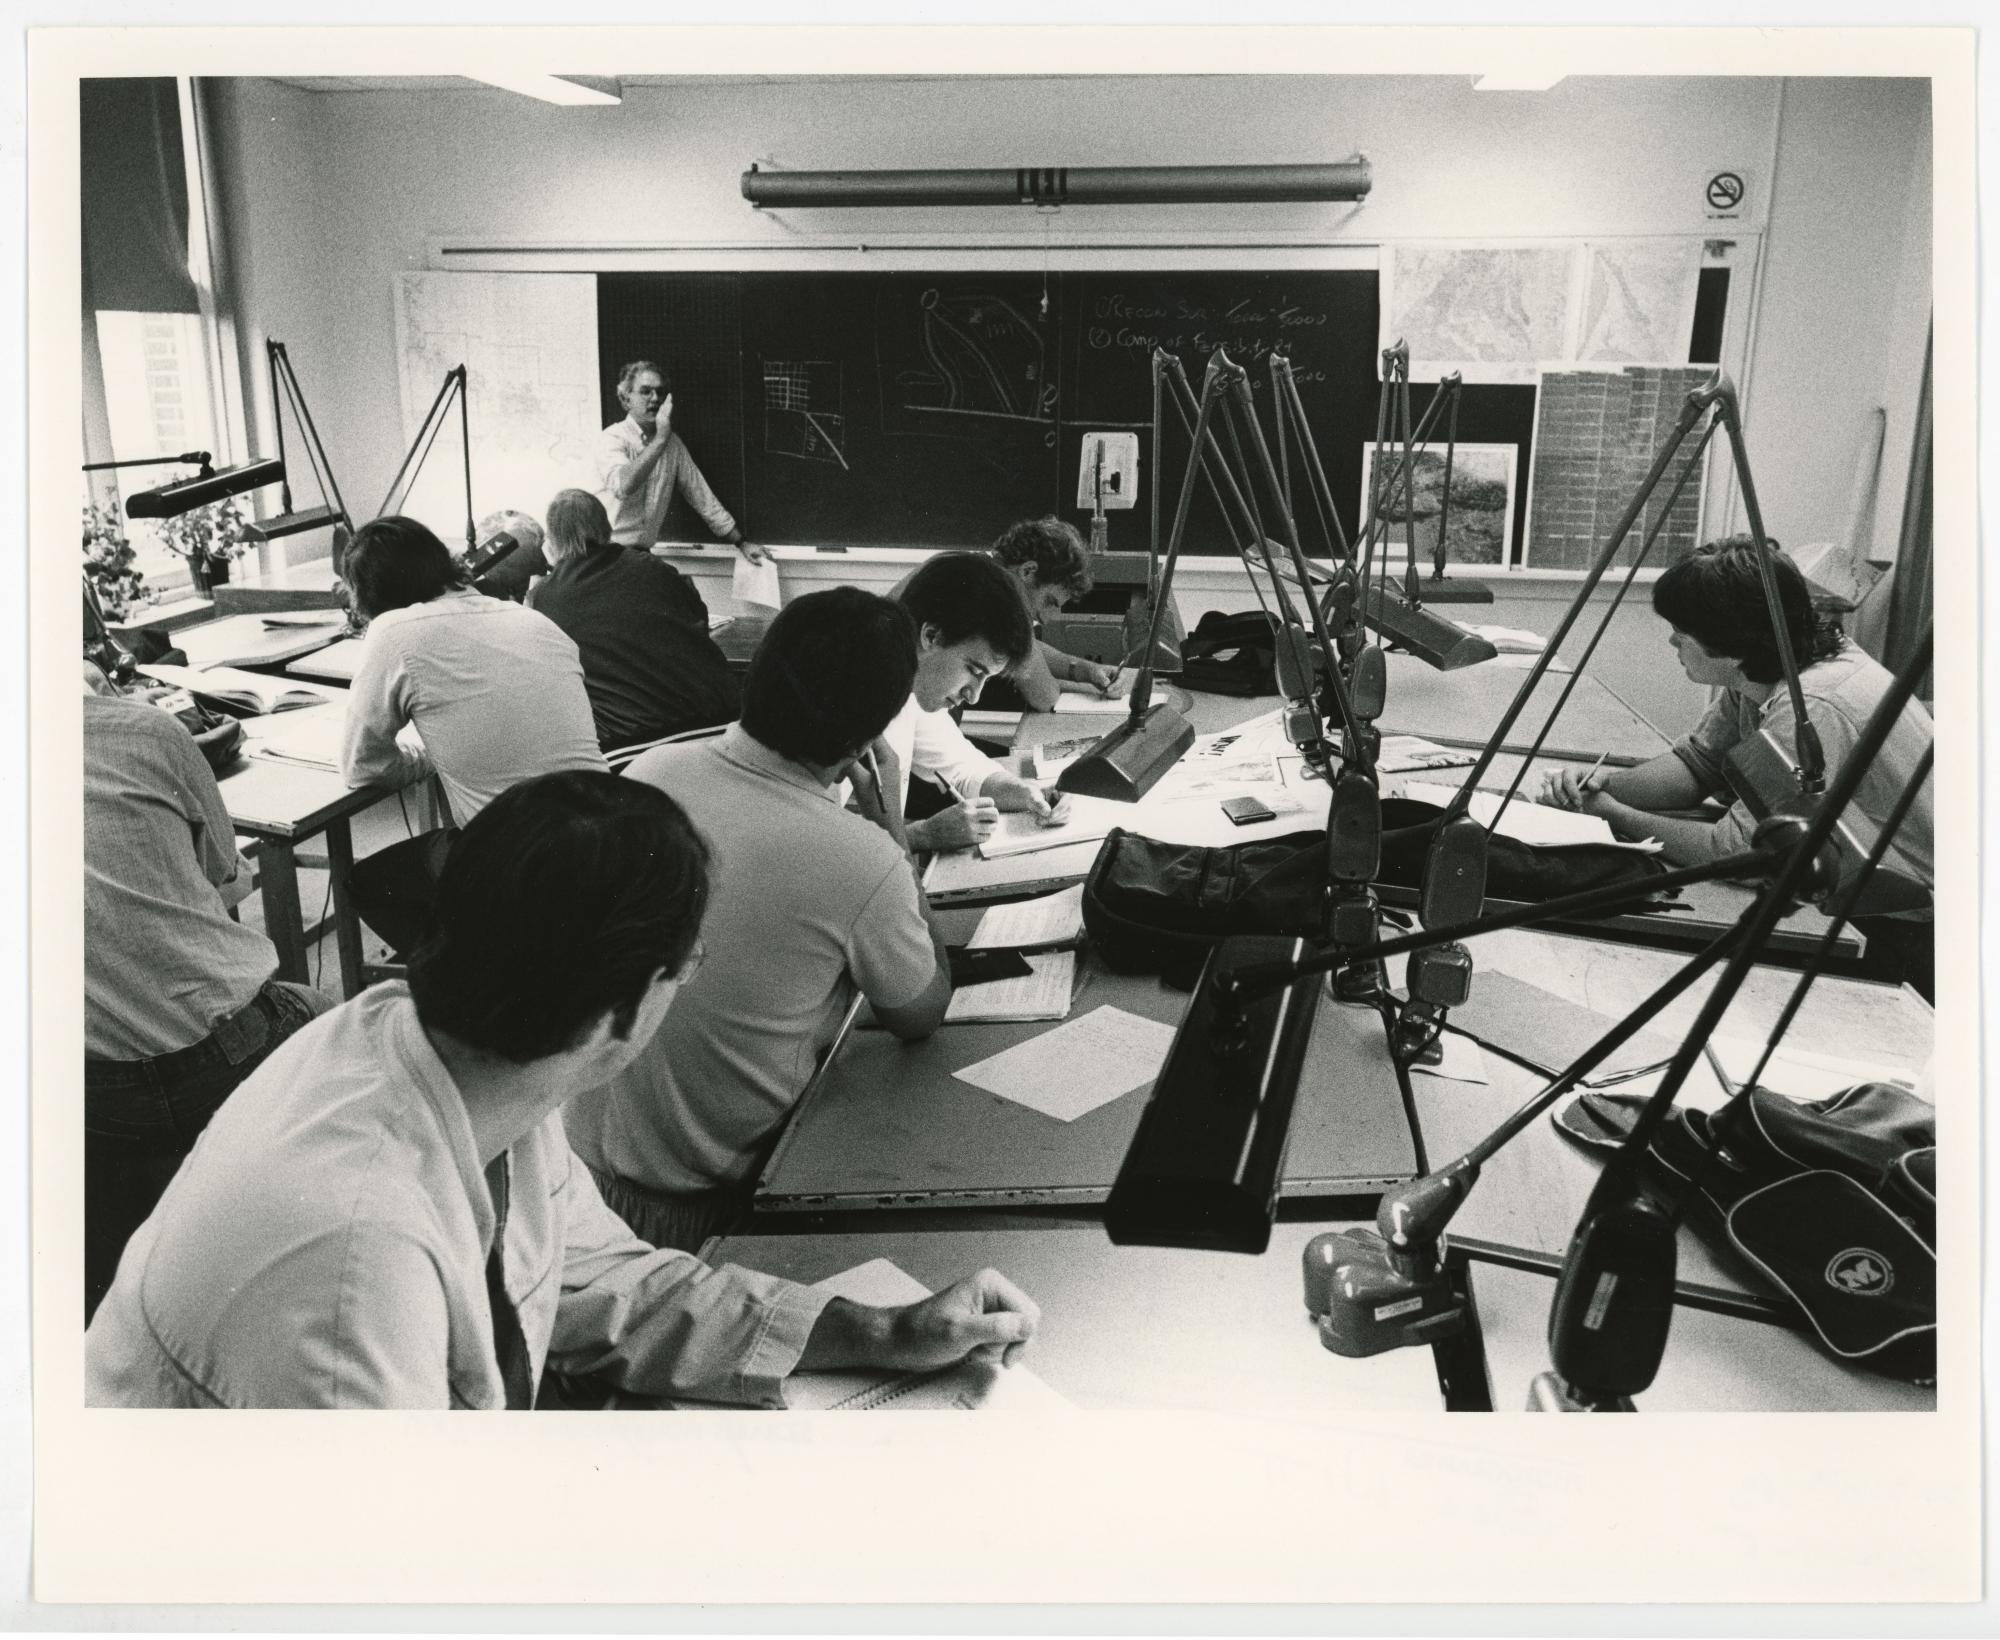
[595,360,770,565]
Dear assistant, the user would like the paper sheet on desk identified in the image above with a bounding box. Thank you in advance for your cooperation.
[1046,672,1142,713]
[965,885,1084,949]
[954,1005,1178,1121]
[730,551,782,610]
[777,1261,1068,1411]
[1398,781,1662,852]
[977,794,1126,860]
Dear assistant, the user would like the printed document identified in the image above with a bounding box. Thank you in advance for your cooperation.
[953,1005,1178,1122]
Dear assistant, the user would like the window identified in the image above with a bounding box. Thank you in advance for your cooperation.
[93,310,222,587]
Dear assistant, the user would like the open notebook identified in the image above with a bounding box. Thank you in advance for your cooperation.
[139,662,334,716]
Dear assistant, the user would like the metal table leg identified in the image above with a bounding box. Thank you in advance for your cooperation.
[324,817,366,999]
[257,836,308,984]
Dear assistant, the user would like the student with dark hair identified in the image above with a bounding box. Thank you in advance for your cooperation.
[879,550,1070,852]
[594,359,768,564]
[528,487,739,752]
[564,588,954,1250]
[87,771,1037,1407]
[1541,534,1934,996]
[340,514,607,954]
[983,516,1128,710]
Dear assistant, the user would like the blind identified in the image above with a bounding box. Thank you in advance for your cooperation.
[80,77,199,315]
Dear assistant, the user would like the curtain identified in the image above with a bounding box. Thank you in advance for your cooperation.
[80,77,199,315]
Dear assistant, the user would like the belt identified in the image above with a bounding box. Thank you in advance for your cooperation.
[89,983,277,1078]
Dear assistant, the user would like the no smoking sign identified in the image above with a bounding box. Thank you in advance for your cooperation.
[1706,169,1747,219]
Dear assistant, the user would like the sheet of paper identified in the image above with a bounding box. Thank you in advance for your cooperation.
[1146,726,1284,800]
[247,705,347,769]
[1707,1034,1917,1102]
[1410,1029,1491,1084]
[977,793,1126,860]
[944,951,1076,1024]
[965,884,1085,949]
[1399,780,1661,852]
[771,1260,1068,1412]
[730,551,782,610]
[952,1004,1178,1122]
[1451,620,1546,653]
[1048,680,1148,715]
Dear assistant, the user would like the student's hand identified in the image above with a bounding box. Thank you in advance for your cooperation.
[910,796,1000,851]
[849,736,903,833]
[1082,660,1128,697]
[878,1269,1042,1372]
[733,538,772,566]
[1539,766,1609,812]
[987,775,1072,828]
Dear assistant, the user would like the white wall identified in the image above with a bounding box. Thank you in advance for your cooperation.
[199,70,1931,743]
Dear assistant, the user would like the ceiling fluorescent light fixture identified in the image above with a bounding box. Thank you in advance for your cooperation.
[1472,72,1566,91]
[469,74,620,106]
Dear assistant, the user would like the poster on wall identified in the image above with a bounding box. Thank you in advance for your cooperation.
[1360,440,1519,568]
[392,272,602,541]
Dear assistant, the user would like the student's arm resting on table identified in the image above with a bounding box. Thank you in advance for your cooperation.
[981,768,1071,827]
[341,637,433,792]
[1004,642,1066,711]
[547,1150,830,1406]
[1047,641,1125,697]
[798,1268,1041,1373]
[172,720,257,906]
[1541,749,1712,813]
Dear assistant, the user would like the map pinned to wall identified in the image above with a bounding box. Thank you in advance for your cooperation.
[1380,243,1574,384]
[1380,239,1704,385]
[393,273,600,537]
[1577,239,1703,365]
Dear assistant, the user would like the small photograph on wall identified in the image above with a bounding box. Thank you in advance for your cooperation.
[1359,441,1519,568]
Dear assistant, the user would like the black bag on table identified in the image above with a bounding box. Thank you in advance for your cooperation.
[1081,797,1673,985]
[1555,1080,1937,1384]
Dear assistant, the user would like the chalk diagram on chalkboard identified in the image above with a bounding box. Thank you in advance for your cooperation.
[762,360,850,470]
[884,287,1057,441]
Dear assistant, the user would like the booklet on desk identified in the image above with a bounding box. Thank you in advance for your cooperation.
[138,662,333,716]
[976,794,1125,861]
[944,950,1076,1025]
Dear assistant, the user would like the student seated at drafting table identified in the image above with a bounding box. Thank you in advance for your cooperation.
[338,515,608,955]
[87,770,1037,1408]
[979,516,1129,710]
[877,550,1073,850]
[1540,535,1934,998]
[562,589,955,1252]
[80,663,333,1323]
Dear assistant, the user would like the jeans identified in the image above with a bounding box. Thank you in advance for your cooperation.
[85,978,332,1321]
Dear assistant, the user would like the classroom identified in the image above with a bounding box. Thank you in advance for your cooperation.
[36,24,1976,1609]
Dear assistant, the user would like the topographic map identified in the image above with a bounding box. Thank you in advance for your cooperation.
[393,273,601,537]
[1381,244,1574,384]
[1577,240,1703,365]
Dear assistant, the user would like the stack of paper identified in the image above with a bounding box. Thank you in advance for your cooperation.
[1375,735,1478,776]
[249,707,347,771]
[944,950,1076,1024]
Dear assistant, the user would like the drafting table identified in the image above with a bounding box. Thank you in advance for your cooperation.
[1403,926,1932,1318]
[754,910,1420,1215]
[704,1222,1445,1413]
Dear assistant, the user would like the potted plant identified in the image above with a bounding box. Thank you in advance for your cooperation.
[157,494,261,594]
[82,501,152,622]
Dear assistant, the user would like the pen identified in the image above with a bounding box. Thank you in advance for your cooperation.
[1579,750,1611,793]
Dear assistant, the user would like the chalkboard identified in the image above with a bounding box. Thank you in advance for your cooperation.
[596,270,1544,555]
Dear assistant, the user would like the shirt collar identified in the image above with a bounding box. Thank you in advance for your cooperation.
[715,723,839,802]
